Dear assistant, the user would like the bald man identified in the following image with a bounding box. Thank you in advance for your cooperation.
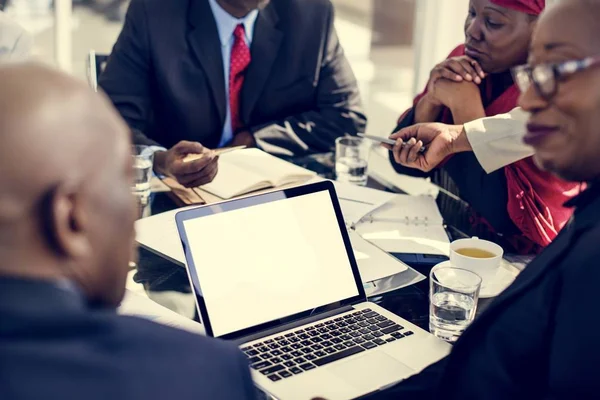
[0,64,256,400]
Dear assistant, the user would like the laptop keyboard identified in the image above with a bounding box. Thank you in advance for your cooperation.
[242,309,414,382]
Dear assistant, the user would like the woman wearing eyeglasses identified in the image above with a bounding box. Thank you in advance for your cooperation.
[388,0,582,255]
[353,3,600,398]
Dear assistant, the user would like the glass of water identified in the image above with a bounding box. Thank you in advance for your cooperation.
[430,267,482,343]
[335,136,369,186]
[132,145,154,199]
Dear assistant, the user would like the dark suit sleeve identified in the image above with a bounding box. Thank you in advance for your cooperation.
[358,357,447,400]
[99,0,159,147]
[250,3,366,156]
[235,348,260,400]
[552,240,600,398]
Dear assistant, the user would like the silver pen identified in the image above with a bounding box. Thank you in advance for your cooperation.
[358,133,427,153]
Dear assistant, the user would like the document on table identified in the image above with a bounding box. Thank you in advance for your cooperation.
[135,206,191,266]
[118,290,205,335]
[135,208,409,283]
[333,181,396,225]
[348,230,408,282]
[356,195,451,256]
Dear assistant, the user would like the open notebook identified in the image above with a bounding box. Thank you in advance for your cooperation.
[200,148,316,199]
[356,195,451,256]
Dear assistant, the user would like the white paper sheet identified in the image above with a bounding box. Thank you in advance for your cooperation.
[118,290,205,335]
[135,207,191,265]
[333,181,396,225]
[355,195,450,256]
[348,230,408,282]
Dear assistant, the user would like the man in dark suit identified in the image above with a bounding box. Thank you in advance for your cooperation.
[99,0,366,188]
[0,64,256,400]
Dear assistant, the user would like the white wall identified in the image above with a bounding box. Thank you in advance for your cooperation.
[411,0,469,96]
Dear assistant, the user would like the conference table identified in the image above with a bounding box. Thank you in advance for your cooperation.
[130,151,522,333]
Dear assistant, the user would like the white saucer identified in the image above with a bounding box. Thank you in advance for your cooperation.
[432,261,516,298]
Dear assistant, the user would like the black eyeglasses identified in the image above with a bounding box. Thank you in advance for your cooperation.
[511,56,600,100]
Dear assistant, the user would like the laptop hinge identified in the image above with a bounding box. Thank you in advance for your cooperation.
[235,305,355,345]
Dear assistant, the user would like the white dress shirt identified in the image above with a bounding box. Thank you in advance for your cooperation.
[208,0,258,147]
[464,107,534,173]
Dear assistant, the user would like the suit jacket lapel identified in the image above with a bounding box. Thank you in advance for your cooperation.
[187,0,227,127]
[241,5,283,124]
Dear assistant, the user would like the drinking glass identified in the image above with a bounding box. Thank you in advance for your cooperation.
[132,145,154,199]
[335,137,369,186]
[430,267,482,343]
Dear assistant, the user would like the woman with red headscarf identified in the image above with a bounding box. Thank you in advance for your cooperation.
[389,0,581,254]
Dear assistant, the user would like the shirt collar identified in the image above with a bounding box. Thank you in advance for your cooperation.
[562,181,600,233]
[0,277,88,314]
[564,181,599,209]
[208,0,259,47]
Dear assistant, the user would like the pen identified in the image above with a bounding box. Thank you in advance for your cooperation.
[183,145,246,163]
[358,133,427,154]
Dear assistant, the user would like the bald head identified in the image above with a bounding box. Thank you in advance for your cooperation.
[0,64,126,217]
[0,64,136,307]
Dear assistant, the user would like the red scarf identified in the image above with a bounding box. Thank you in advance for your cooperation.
[490,0,545,15]
[405,44,580,253]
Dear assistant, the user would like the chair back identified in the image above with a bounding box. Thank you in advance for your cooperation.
[86,50,109,92]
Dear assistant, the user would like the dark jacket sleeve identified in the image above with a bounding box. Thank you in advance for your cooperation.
[358,357,448,400]
[99,0,159,147]
[387,107,430,179]
[442,152,519,235]
[552,228,600,399]
[251,2,366,156]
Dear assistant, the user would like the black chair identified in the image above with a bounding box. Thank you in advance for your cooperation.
[86,50,109,92]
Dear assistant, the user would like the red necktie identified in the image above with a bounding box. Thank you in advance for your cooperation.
[229,24,251,133]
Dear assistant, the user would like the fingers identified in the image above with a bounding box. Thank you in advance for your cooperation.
[390,123,441,144]
[433,57,486,84]
[447,59,481,84]
[177,159,219,188]
[407,140,424,163]
[467,58,486,79]
[173,140,206,155]
[432,66,463,83]
[390,125,419,141]
[396,137,416,164]
[173,151,217,175]
[391,137,432,172]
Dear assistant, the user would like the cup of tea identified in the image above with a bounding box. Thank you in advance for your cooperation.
[449,237,503,283]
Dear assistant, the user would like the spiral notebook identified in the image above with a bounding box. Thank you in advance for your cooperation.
[356,195,451,256]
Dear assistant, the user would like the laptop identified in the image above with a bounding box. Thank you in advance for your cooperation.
[175,181,450,400]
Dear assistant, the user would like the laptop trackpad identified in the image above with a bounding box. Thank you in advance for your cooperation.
[328,351,415,392]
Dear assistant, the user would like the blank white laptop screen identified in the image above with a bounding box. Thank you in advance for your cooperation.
[182,191,360,337]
